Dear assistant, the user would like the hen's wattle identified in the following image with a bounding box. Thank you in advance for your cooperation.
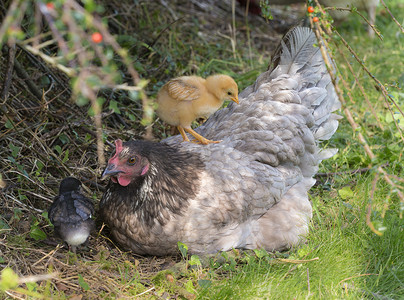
[100,27,340,256]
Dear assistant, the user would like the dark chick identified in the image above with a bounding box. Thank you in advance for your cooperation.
[48,177,94,252]
[100,27,341,256]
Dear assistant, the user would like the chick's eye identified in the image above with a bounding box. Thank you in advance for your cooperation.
[128,157,136,165]
[227,91,232,95]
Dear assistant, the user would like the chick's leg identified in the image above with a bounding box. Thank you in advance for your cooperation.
[184,128,221,145]
[177,126,190,142]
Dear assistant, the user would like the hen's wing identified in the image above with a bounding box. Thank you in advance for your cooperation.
[164,78,201,102]
[163,27,340,253]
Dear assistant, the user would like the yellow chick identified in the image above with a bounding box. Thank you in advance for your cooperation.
[156,74,239,144]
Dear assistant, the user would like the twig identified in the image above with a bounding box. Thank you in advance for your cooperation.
[18,273,58,284]
[0,0,27,48]
[147,17,185,52]
[314,1,403,141]
[338,273,377,285]
[1,44,16,105]
[275,257,319,264]
[322,6,382,40]
[32,245,62,267]
[135,286,155,297]
[335,46,383,130]
[311,10,404,207]
[5,290,25,300]
[316,167,373,177]
[69,0,154,140]
[366,173,383,235]
[333,30,404,143]
[307,268,310,295]
[380,0,404,33]
[13,55,44,101]
[23,45,76,76]
[37,2,69,56]
[4,193,44,213]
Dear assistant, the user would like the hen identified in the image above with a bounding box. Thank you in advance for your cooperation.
[48,177,95,252]
[155,75,239,144]
[100,27,340,256]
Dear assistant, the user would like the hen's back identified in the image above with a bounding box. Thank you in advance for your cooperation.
[163,27,340,253]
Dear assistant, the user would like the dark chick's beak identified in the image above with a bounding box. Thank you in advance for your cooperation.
[101,164,123,180]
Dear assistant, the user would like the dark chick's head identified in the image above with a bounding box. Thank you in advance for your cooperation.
[102,139,150,187]
[59,177,82,194]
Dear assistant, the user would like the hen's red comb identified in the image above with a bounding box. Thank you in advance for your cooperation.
[110,139,123,162]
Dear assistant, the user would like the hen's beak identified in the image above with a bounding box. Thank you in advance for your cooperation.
[101,164,123,180]
[231,96,239,104]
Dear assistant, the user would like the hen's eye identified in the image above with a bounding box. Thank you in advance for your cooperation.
[128,157,136,165]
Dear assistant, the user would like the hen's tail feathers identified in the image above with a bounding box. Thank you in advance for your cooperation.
[271,27,341,143]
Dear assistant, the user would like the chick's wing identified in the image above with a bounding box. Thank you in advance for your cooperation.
[165,78,201,102]
[72,191,94,221]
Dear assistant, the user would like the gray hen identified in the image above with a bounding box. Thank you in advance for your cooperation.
[48,177,94,252]
[100,27,340,256]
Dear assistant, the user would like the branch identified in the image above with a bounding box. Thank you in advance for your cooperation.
[380,0,404,33]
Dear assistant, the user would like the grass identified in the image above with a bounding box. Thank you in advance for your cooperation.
[0,0,403,299]
[197,175,403,299]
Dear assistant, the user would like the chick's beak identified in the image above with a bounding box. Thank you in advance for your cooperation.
[101,164,123,180]
[231,96,239,104]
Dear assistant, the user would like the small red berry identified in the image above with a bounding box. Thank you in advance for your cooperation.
[46,2,54,10]
[307,6,314,13]
[313,16,319,22]
[91,32,103,43]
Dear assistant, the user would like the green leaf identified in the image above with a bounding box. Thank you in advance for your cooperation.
[0,219,10,230]
[185,280,196,294]
[35,160,44,173]
[26,281,38,292]
[0,268,19,290]
[189,255,201,266]
[29,226,47,241]
[128,114,137,121]
[197,279,212,289]
[78,274,90,291]
[59,134,70,144]
[9,143,20,158]
[253,248,268,258]
[338,186,354,199]
[297,246,310,258]
[5,119,13,129]
[84,133,92,142]
[62,149,69,163]
[54,145,62,155]
[83,0,96,12]
[177,242,188,259]
[109,100,121,114]
[13,208,22,221]
[76,95,89,106]
[259,0,273,21]
[137,79,149,89]
[129,90,140,101]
